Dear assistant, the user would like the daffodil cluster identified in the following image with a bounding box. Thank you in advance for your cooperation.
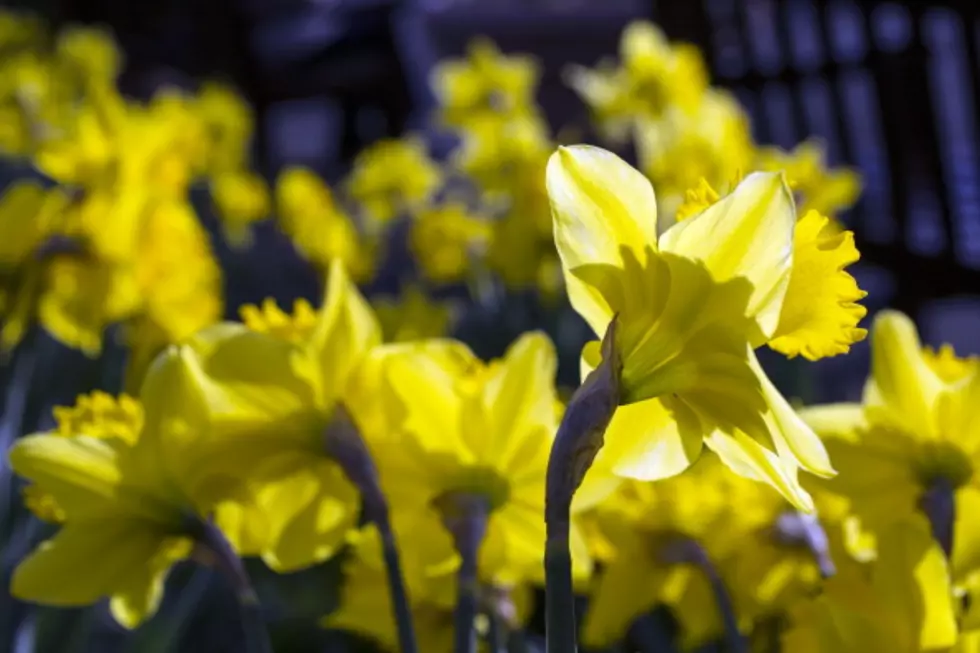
[6,13,976,653]
[0,14,276,388]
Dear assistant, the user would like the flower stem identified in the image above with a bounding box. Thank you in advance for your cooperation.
[544,319,621,653]
[324,404,418,653]
[436,494,489,653]
[194,520,271,653]
[486,606,506,653]
[667,539,745,653]
[920,477,956,558]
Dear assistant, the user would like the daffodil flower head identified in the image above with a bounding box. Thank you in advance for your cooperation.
[431,37,541,128]
[801,311,980,563]
[346,137,442,228]
[239,297,318,345]
[274,166,373,282]
[547,144,837,510]
[163,260,382,571]
[756,139,862,218]
[8,388,218,628]
[377,332,601,586]
[409,201,492,284]
[211,170,270,247]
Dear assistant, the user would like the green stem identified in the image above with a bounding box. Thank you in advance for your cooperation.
[686,542,745,653]
[195,520,271,653]
[545,516,576,653]
[324,404,419,653]
[436,494,489,653]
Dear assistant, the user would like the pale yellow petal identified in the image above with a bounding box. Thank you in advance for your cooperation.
[546,145,658,334]
[109,535,193,628]
[867,310,944,438]
[659,172,795,340]
[798,403,867,441]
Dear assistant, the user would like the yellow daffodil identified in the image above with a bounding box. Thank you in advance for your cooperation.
[782,517,958,653]
[801,311,980,579]
[372,285,454,343]
[757,140,862,218]
[9,388,215,628]
[195,82,254,175]
[431,37,540,128]
[239,297,318,344]
[547,144,844,510]
[346,137,441,228]
[375,332,612,587]
[565,21,708,142]
[163,261,383,571]
[453,113,551,196]
[211,170,270,246]
[276,166,373,282]
[409,202,492,284]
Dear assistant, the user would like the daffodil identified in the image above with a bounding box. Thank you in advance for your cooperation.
[756,140,862,218]
[548,144,842,510]
[195,81,255,175]
[346,137,441,228]
[372,285,454,343]
[276,166,373,282]
[409,202,492,284]
[163,261,382,572]
[431,37,541,129]
[782,517,958,653]
[800,311,980,578]
[374,332,611,587]
[565,21,708,142]
[10,388,220,627]
[211,170,270,246]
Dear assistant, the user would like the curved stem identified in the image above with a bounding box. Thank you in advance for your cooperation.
[685,541,745,653]
[543,319,621,653]
[324,405,419,653]
[194,520,271,653]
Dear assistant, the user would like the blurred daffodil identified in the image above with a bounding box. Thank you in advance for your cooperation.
[276,166,373,282]
[211,170,270,247]
[431,37,540,129]
[167,261,381,571]
[757,140,862,218]
[801,311,980,575]
[376,332,613,587]
[409,201,492,284]
[547,144,843,510]
[346,137,441,229]
[10,386,228,628]
[565,21,709,142]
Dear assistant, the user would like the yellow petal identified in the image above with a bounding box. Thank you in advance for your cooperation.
[12,522,166,610]
[307,260,382,407]
[477,331,558,469]
[593,395,703,482]
[874,518,958,651]
[9,434,123,520]
[259,458,359,572]
[867,310,944,438]
[704,429,814,512]
[768,211,867,360]
[659,171,795,340]
[748,347,835,478]
[546,145,658,334]
[109,535,193,628]
[953,486,980,579]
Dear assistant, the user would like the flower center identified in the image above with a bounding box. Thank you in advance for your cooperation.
[437,466,511,514]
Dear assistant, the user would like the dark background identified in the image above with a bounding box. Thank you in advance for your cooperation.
[1,0,979,651]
